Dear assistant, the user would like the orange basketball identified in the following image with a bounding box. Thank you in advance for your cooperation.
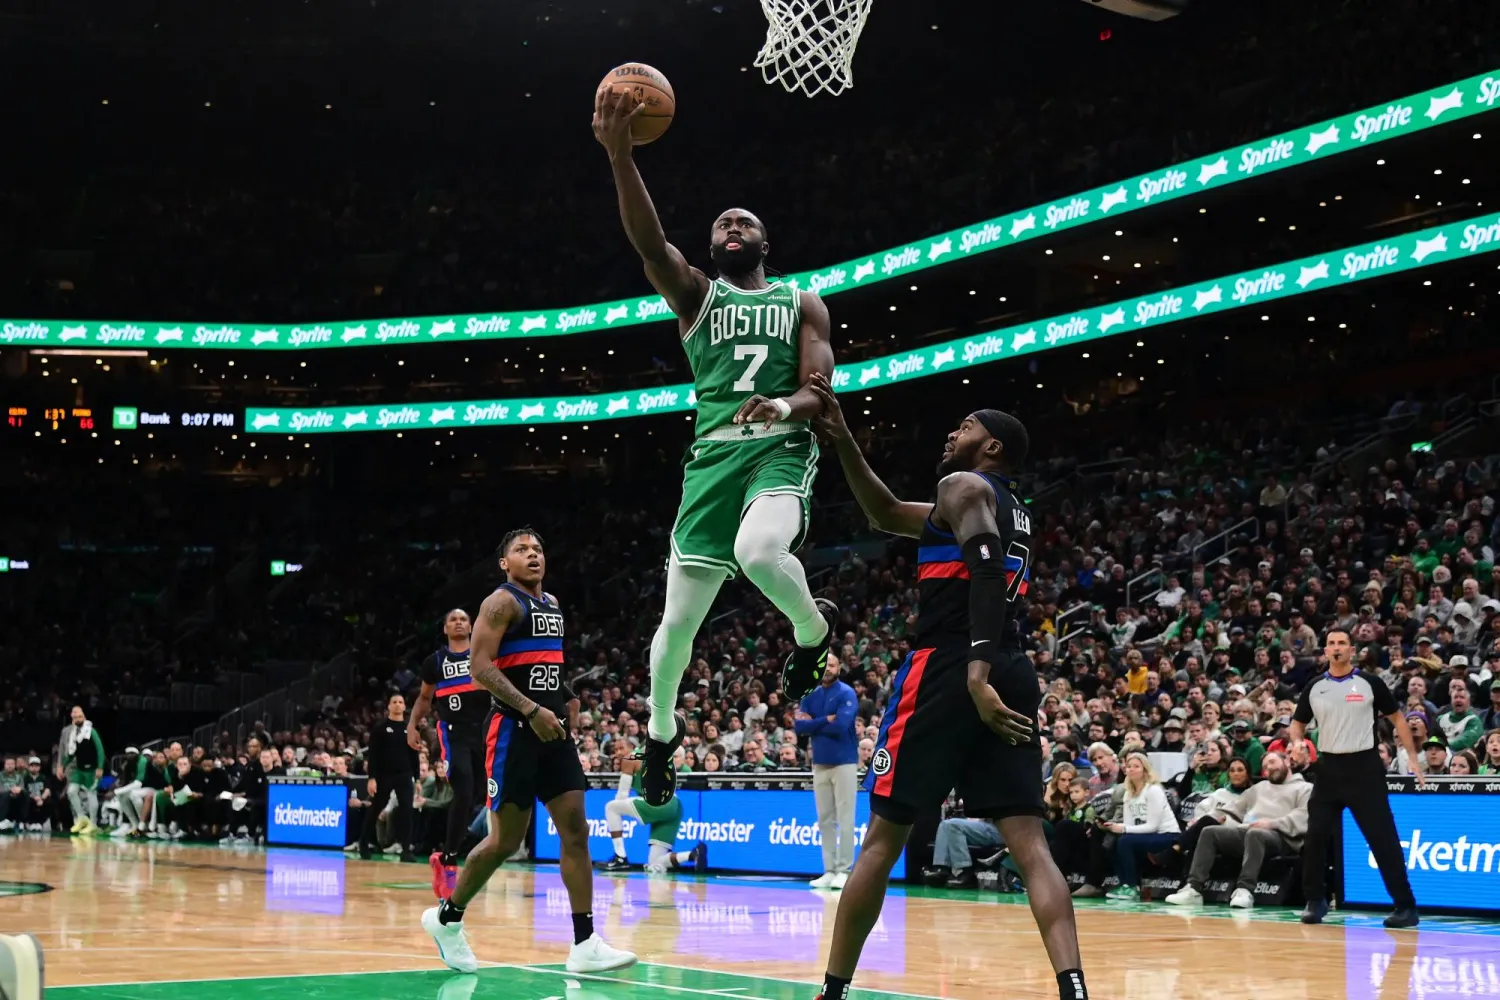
[598,62,676,145]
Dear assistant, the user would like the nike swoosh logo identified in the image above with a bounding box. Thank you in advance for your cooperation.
[785,439,800,448]
[971,640,989,647]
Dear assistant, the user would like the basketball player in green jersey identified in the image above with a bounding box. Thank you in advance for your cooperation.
[594,86,838,808]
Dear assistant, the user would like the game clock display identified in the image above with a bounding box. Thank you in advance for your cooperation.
[6,406,95,432]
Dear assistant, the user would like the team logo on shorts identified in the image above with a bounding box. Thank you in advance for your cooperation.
[486,778,499,800]
[871,748,892,776]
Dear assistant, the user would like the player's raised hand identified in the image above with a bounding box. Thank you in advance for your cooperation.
[528,705,568,743]
[592,86,645,159]
[807,373,851,445]
[968,676,1034,744]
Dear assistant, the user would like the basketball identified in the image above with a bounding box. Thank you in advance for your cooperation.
[598,62,675,145]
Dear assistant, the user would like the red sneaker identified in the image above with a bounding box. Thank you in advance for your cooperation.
[429,851,457,900]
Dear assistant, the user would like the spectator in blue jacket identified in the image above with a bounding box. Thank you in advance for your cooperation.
[796,656,859,890]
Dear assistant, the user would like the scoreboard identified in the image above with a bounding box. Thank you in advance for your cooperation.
[7,406,96,432]
[6,404,235,432]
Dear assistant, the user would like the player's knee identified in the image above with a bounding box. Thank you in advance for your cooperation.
[732,532,781,581]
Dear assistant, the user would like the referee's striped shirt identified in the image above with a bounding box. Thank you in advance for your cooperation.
[1292,670,1399,755]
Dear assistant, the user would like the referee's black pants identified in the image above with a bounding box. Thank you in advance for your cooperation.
[361,772,415,854]
[1301,750,1414,909]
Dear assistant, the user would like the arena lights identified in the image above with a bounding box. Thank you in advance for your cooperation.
[6,70,1499,352]
[243,212,1500,435]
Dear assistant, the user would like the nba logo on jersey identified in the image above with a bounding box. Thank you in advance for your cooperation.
[979,544,990,559]
[532,611,565,638]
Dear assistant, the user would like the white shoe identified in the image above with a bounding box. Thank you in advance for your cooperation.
[644,862,669,874]
[565,934,637,974]
[1229,888,1255,909]
[830,871,849,890]
[1164,885,1203,906]
[110,825,132,839]
[385,843,404,856]
[0,820,14,832]
[809,872,836,889]
[421,906,479,973]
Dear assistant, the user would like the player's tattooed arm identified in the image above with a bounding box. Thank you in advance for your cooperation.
[936,473,1033,743]
[468,590,537,718]
[807,373,930,538]
[593,88,708,320]
[733,290,836,429]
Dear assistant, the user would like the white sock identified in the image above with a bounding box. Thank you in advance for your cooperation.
[648,842,673,867]
[735,494,828,648]
[612,838,627,859]
[647,556,726,742]
[673,850,695,866]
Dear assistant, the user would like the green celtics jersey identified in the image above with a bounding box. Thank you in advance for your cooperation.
[682,279,803,438]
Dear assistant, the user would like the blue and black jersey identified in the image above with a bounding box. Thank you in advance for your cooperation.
[915,471,1031,649]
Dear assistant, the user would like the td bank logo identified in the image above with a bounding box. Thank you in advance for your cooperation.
[113,407,138,430]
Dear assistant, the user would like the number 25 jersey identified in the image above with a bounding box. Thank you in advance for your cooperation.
[492,582,569,719]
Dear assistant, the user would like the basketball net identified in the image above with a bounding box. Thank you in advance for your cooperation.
[753,0,873,98]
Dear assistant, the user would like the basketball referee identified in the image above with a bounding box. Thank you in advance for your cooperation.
[1291,630,1423,928]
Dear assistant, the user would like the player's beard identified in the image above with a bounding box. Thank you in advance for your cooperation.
[711,239,765,277]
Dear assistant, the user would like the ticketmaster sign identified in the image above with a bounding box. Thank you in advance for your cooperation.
[5,71,1498,352]
[245,214,1500,434]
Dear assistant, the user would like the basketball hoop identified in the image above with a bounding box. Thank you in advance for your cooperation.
[753,0,873,98]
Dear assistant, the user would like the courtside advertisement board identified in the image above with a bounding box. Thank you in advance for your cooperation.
[267,780,349,848]
[534,788,905,879]
[1340,784,1500,915]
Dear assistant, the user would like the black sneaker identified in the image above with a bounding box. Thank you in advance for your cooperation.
[944,868,978,890]
[780,598,840,701]
[1300,898,1329,924]
[596,856,632,873]
[921,865,950,887]
[1384,906,1420,929]
[693,841,709,874]
[639,712,686,807]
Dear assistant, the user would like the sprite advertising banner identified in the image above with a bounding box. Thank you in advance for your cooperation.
[4,71,1499,352]
[244,214,1500,434]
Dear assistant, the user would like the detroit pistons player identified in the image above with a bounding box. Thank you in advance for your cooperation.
[407,608,489,899]
[421,528,636,975]
[805,373,1087,1000]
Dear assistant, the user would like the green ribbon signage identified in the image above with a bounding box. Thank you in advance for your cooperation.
[244,214,1500,434]
[5,71,1499,352]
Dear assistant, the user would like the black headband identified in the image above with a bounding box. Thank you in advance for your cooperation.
[974,409,1009,442]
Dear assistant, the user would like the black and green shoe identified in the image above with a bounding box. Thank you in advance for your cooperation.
[639,711,686,807]
[780,598,840,701]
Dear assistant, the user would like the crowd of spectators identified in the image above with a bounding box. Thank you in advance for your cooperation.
[3,0,1497,323]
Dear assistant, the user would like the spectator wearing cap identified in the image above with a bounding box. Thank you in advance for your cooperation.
[1227,627,1254,674]
[1420,737,1450,775]
[1483,683,1500,732]
[1229,719,1265,776]
[17,757,52,831]
[1436,680,1484,752]
[1165,750,1312,909]
[1158,717,1187,754]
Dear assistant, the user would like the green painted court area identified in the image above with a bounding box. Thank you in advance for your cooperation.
[57,964,931,1000]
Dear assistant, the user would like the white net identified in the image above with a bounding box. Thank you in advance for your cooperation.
[753,0,874,98]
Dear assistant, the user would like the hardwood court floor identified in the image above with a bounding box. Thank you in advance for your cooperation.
[3,836,1498,999]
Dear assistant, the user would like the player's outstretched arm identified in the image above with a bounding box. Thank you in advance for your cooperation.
[807,373,929,538]
[732,291,836,429]
[935,473,1033,743]
[592,87,707,319]
[407,679,436,751]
